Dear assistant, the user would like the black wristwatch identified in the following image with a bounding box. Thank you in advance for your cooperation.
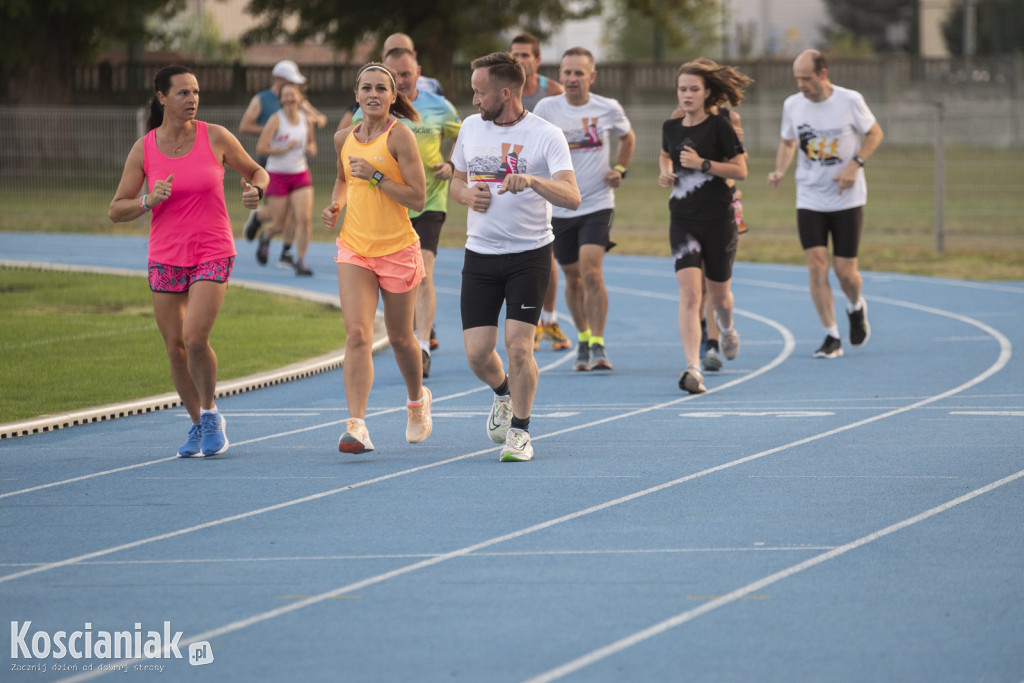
[700,159,712,173]
[254,185,264,200]
[853,156,866,167]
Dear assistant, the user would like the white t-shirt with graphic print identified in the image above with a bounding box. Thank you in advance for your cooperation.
[452,112,574,255]
[533,93,632,218]
[780,84,877,212]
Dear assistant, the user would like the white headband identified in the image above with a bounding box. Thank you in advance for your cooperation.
[357,65,397,91]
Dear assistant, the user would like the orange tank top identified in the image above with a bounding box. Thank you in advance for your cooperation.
[339,119,418,257]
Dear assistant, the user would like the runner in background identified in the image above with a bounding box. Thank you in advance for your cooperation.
[510,32,571,352]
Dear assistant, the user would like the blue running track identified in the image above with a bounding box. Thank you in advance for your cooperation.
[1,232,1022,682]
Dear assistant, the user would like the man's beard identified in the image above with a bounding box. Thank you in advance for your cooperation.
[479,102,502,121]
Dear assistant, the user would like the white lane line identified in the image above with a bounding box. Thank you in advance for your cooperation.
[0,310,793,587]
[0,457,180,501]
[522,467,1024,683]
[1,546,835,569]
[950,411,1024,417]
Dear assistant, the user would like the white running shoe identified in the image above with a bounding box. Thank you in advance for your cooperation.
[678,365,707,394]
[406,387,432,443]
[500,428,534,462]
[486,394,513,444]
[339,419,374,454]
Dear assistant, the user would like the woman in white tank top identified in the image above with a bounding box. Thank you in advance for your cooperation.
[256,83,317,274]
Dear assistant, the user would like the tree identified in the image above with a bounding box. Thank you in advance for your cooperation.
[604,0,720,62]
[943,0,1024,55]
[0,0,183,104]
[823,0,915,53]
[243,0,718,94]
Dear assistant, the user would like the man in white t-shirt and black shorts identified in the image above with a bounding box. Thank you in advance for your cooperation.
[534,47,635,372]
[450,51,580,462]
[769,49,884,359]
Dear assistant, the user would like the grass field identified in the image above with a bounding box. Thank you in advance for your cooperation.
[0,268,345,423]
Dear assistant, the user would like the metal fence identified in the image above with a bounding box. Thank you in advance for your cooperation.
[66,54,1024,107]
[0,102,1021,253]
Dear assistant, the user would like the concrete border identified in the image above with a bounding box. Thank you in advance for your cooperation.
[0,261,388,439]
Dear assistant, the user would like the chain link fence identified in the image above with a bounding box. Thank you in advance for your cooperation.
[0,101,1020,254]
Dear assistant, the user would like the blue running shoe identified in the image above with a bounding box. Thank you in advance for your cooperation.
[199,412,229,457]
[176,422,202,458]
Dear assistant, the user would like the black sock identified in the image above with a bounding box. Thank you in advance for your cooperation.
[282,244,292,255]
[494,375,510,396]
[511,416,530,432]
[707,340,719,351]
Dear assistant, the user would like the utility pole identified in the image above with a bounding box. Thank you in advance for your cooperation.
[964,0,976,76]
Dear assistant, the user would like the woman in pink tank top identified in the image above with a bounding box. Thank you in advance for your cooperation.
[109,65,269,459]
[321,62,431,455]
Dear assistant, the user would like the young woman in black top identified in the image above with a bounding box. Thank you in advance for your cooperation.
[658,58,752,393]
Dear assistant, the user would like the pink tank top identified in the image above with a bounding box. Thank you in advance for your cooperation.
[143,121,236,265]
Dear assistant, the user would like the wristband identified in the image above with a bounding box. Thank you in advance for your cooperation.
[139,195,151,212]
[369,170,384,188]
[445,160,456,174]
[254,185,265,200]
[613,164,627,178]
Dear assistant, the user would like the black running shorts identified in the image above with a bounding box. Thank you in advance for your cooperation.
[552,209,614,266]
[411,211,445,254]
[460,244,552,329]
[797,206,863,258]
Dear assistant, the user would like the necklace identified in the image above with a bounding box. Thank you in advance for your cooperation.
[494,108,526,127]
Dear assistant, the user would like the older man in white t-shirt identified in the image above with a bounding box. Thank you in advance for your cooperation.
[769,49,884,360]
[534,47,635,372]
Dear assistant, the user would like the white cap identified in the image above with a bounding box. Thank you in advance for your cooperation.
[272,60,306,84]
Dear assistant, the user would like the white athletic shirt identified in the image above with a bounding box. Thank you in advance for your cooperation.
[533,93,632,218]
[452,112,574,255]
[780,85,876,212]
[265,110,309,174]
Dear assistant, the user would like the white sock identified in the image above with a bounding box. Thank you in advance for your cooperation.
[200,406,218,416]
[825,325,840,339]
[419,339,430,353]
[846,297,864,314]
[540,310,555,325]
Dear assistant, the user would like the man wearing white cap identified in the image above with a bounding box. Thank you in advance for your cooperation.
[239,60,327,266]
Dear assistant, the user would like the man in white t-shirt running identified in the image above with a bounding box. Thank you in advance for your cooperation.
[769,49,884,359]
[534,47,635,372]
[450,51,580,462]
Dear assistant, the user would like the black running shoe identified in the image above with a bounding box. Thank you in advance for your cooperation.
[256,236,269,265]
[429,325,439,351]
[243,209,262,241]
[848,299,870,347]
[813,335,844,359]
[421,348,431,379]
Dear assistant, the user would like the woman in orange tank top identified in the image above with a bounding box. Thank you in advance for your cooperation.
[321,62,431,455]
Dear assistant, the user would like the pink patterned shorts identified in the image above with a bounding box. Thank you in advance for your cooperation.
[148,257,234,293]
